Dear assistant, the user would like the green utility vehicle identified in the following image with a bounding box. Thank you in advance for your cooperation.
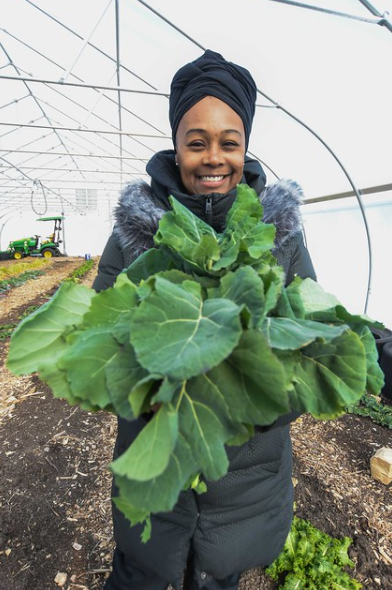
[1,216,64,260]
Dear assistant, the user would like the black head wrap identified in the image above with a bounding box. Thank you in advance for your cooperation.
[169,49,257,151]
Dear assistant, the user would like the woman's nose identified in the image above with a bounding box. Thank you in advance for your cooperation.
[202,145,223,166]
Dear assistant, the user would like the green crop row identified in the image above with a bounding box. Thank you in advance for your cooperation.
[63,258,95,283]
[1,259,96,340]
[0,270,45,294]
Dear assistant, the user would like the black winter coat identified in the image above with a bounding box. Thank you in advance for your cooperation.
[93,151,316,589]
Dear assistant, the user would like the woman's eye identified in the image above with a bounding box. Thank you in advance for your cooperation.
[188,141,204,148]
[223,141,239,147]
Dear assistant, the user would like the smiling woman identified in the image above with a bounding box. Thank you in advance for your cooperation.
[92,49,317,590]
[175,96,245,195]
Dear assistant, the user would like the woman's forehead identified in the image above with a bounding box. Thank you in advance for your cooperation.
[177,97,244,134]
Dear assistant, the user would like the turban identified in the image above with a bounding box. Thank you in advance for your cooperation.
[169,49,257,151]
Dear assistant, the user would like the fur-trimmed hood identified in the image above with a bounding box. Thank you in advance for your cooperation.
[114,152,304,260]
[114,177,305,260]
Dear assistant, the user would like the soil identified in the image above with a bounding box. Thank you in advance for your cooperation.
[0,258,391,590]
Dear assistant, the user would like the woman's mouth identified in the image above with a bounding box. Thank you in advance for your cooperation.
[197,174,229,190]
[199,175,225,183]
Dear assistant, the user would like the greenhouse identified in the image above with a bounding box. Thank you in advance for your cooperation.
[0,2,391,590]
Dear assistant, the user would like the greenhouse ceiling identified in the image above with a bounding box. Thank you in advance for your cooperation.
[0,0,391,221]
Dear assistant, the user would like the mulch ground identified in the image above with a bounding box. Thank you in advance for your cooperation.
[0,259,391,590]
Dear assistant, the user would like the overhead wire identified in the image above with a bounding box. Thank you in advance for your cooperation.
[25,0,160,91]
[0,27,168,135]
[25,93,152,174]
[0,73,169,95]
[0,154,87,214]
[0,121,171,138]
[4,63,157,165]
[0,42,88,183]
[0,94,30,111]
[60,0,114,83]
[30,179,48,215]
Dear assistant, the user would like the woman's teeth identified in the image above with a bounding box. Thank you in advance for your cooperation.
[200,176,224,182]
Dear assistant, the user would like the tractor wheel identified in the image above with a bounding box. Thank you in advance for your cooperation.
[42,248,55,258]
[13,252,23,260]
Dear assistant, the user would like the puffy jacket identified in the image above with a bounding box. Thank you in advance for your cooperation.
[92,151,316,589]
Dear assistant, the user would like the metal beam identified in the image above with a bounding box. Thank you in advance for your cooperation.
[0,73,169,96]
[115,0,123,179]
[304,183,392,204]
[0,149,147,160]
[264,0,382,24]
[358,0,392,32]
[0,122,170,138]
[0,166,146,174]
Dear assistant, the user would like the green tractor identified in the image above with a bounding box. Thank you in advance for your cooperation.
[4,216,64,260]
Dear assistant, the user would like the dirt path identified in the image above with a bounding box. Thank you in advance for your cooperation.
[1,257,116,590]
[0,259,391,590]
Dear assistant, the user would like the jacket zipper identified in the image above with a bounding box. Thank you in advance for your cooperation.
[205,196,213,226]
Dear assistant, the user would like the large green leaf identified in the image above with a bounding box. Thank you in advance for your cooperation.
[111,404,178,481]
[114,432,198,513]
[291,330,367,418]
[39,363,104,412]
[213,185,275,270]
[287,277,340,320]
[198,330,291,427]
[84,277,137,325]
[350,324,384,395]
[130,277,242,380]
[125,248,173,285]
[105,340,149,419]
[208,266,266,328]
[84,277,138,345]
[175,383,235,481]
[262,317,349,350]
[7,282,94,375]
[57,328,117,409]
[255,261,285,317]
[154,196,220,271]
[287,278,384,328]
[335,305,384,329]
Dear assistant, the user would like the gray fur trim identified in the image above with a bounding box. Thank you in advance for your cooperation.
[261,178,304,246]
[114,180,164,257]
[114,177,304,256]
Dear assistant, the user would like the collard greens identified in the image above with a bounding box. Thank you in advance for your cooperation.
[7,184,384,536]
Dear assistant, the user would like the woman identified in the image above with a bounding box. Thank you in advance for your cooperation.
[94,50,316,590]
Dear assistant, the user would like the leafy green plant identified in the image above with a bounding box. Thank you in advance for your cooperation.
[348,393,392,429]
[266,516,362,589]
[0,323,16,340]
[0,269,45,293]
[63,258,95,283]
[7,184,384,539]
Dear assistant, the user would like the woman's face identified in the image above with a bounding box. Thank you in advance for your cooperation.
[175,96,246,195]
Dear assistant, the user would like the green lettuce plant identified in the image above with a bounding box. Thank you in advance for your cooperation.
[266,516,362,589]
[7,184,384,538]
